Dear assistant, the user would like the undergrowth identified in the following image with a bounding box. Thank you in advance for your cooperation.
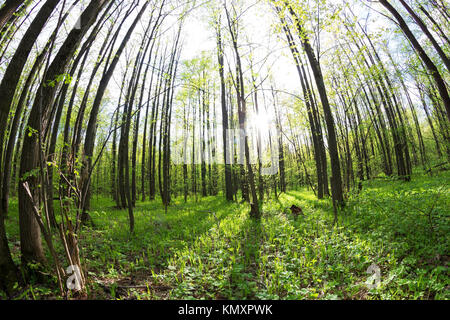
[2,171,449,300]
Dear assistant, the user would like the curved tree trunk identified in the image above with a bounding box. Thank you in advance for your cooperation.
[0,0,25,30]
[0,0,60,195]
[379,0,450,122]
[283,2,344,205]
[398,0,450,72]
[18,0,108,266]
[81,0,150,223]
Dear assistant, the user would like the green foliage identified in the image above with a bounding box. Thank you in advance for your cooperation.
[5,172,447,300]
[45,74,73,88]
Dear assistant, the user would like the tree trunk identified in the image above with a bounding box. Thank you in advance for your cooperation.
[81,0,150,223]
[18,0,108,266]
[398,0,450,72]
[0,0,24,30]
[0,0,60,198]
[216,19,233,201]
[379,0,450,122]
[284,2,344,205]
[225,4,260,217]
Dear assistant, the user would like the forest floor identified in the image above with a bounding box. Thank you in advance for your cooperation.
[3,171,449,300]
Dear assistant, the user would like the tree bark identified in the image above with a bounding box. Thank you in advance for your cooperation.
[216,18,233,201]
[81,0,150,223]
[398,0,450,71]
[0,0,60,200]
[0,0,25,30]
[282,2,344,205]
[18,0,108,265]
[379,0,450,122]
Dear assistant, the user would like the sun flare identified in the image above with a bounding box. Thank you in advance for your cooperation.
[250,111,273,133]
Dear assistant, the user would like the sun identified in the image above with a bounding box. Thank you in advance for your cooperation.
[250,111,273,133]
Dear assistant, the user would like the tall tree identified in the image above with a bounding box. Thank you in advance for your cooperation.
[18,0,109,266]
[215,13,233,201]
[277,1,344,206]
[0,0,25,30]
[225,2,260,218]
[0,0,60,197]
[378,0,450,122]
[398,0,450,72]
[81,0,153,227]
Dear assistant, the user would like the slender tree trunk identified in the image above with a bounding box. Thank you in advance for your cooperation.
[216,20,233,201]
[81,0,151,224]
[283,2,344,205]
[225,4,260,217]
[18,0,108,266]
[1,53,42,215]
[419,5,450,46]
[398,0,450,71]
[0,0,60,198]
[379,0,450,122]
[0,0,25,30]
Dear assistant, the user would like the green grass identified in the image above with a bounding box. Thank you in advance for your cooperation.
[3,171,449,300]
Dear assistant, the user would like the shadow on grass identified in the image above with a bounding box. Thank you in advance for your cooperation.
[224,217,263,299]
[81,196,244,287]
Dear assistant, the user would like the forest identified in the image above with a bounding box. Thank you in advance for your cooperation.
[0,0,448,301]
